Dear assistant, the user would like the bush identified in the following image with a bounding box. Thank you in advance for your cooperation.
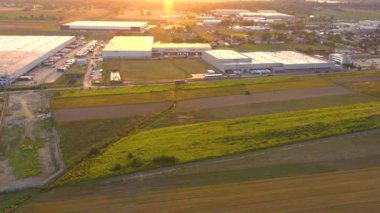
[152,156,178,165]
[88,148,100,157]
[113,163,121,171]
[245,90,251,95]
[129,158,143,168]
[127,153,134,159]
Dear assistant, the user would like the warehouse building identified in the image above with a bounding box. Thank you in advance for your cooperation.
[152,43,212,57]
[0,36,75,86]
[202,50,333,73]
[212,9,250,16]
[102,36,212,59]
[61,21,149,33]
[239,10,295,22]
[329,53,353,65]
[102,36,154,59]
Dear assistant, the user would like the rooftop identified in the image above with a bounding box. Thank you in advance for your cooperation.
[205,50,250,60]
[239,12,294,18]
[153,43,212,49]
[243,51,328,65]
[0,36,74,77]
[103,36,154,52]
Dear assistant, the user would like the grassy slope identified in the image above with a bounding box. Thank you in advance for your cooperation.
[55,102,380,184]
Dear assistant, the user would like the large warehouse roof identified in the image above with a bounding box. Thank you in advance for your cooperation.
[63,21,148,30]
[239,11,295,20]
[204,50,250,60]
[103,36,154,52]
[243,51,328,65]
[152,43,212,49]
[0,36,75,79]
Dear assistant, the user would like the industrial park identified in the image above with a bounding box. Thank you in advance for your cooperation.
[0,0,380,212]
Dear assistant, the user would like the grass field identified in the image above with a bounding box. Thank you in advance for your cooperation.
[56,117,142,168]
[0,126,44,178]
[343,80,380,98]
[321,71,380,81]
[0,191,32,213]
[52,90,174,109]
[45,64,86,88]
[103,59,214,84]
[54,102,380,184]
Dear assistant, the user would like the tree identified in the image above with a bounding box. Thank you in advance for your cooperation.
[262,32,272,43]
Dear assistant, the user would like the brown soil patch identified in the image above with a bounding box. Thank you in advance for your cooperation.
[175,86,352,111]
[54,102,172,122]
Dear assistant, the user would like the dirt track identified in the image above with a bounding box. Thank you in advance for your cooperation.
[175,86,352,111]
[54,102,172,122]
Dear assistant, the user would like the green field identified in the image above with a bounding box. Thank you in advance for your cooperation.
[0,126,44,178]
[57,117,142,168]
[343,80,380,98]
[321,71,380,81]
[103,59,214,84]
[54,102,380,184]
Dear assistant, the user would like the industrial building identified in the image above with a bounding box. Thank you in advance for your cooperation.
[102,36,154,59]
[102,36,212,59]
[152,43,212,57]
[61,21,149,33]
[329,53,353,65]
[202,50,333,73]
[239,10,295,22]
[212,9,250,16]
[0,36,75,85]
[203,19,222,26]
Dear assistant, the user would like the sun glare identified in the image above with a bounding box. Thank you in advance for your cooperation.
[164,0,174,16]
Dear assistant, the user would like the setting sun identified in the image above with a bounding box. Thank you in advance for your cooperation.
[164,0,174,16]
